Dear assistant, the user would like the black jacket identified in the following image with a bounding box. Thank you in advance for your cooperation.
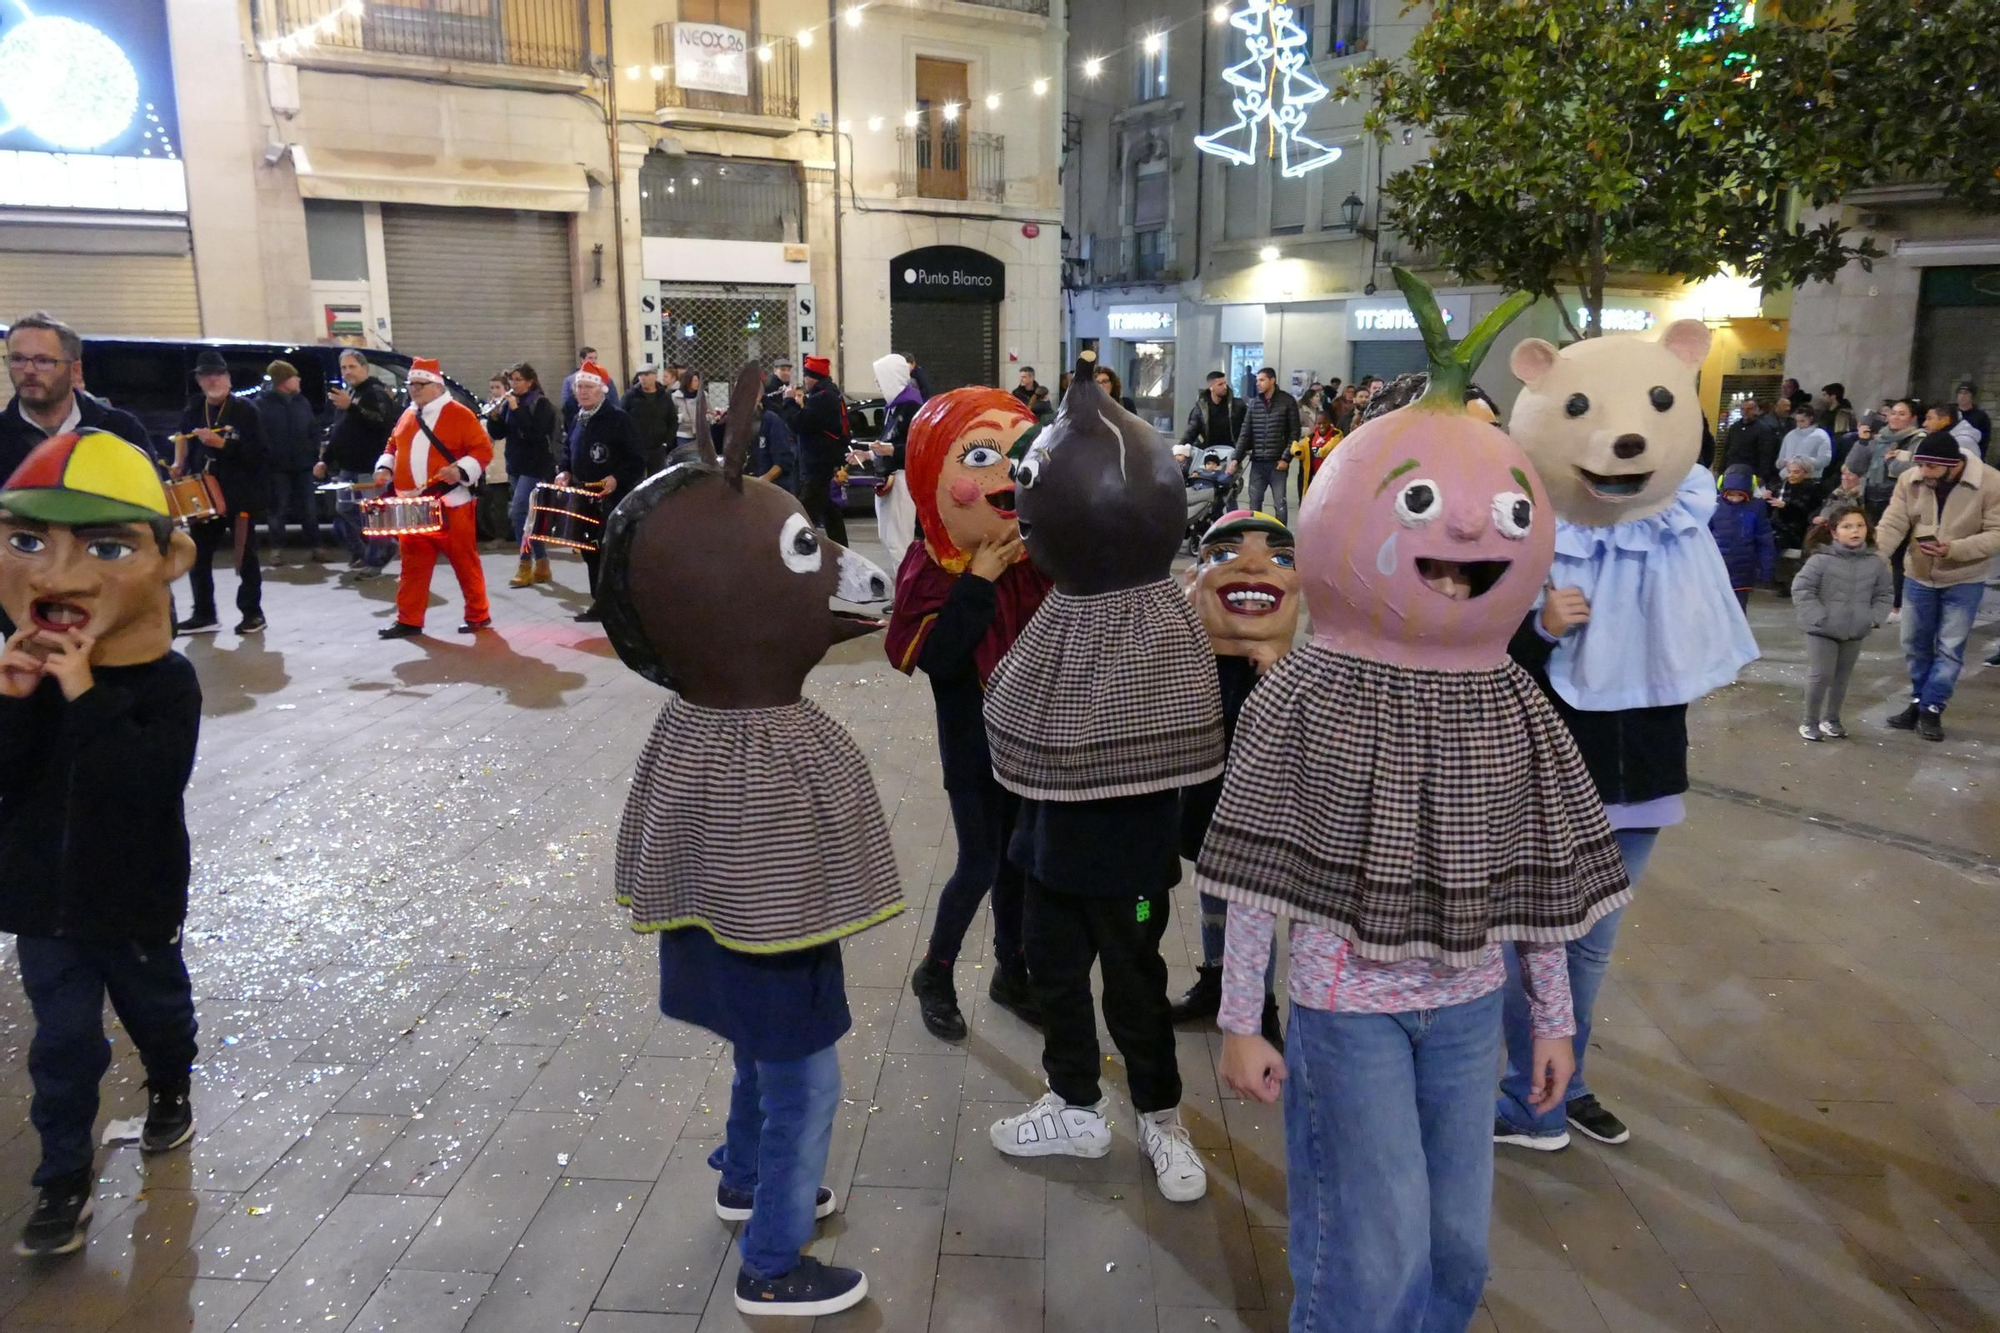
[324,377,397,474]
[1179,654,1258,861]
[1722,416,1780,483]
[179,395,268,518]
[1507,614,1688,807]
[879,399,919,476]
[795,378,850,476]
[0,654,201,943]
[1182,391,1247,452]
[565,403,647,497]
[624,384,677,450]
[0,390,151,479]
[753,410,798,493]
[494,388,561,480]
[1234,389,1301,464]
[254,385,318,472]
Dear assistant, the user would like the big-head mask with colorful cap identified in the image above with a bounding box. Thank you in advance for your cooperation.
[1297,269,1551,672]
[597,364,891,708]
[1191,510,1300,653]
[1013,360,1184,595]
[906,388,1036,572]
[0,430,195,667]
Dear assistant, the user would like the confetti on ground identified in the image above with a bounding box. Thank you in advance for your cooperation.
[100,1117,144,1146]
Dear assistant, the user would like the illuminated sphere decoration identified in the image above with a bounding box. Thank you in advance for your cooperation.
[0,11,141,151]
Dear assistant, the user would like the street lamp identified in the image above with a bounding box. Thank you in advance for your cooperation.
[1340,192,1364,230]
[1259,244,1281,262]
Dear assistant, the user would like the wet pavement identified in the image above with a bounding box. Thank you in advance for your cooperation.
[0,530,1996,1332]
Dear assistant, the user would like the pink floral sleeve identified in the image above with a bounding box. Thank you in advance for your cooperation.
[1217,901,1276,1036]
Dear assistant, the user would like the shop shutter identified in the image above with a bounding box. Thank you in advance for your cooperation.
[0,252,199,337]
[890,298,998,394]
[382,205,575,392]
[1349,340,1429,386]
[654,284,796,408]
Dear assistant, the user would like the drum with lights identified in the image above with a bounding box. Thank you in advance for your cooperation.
[164,474,226,526]
[360,495,443,537]
[528,483,604,552]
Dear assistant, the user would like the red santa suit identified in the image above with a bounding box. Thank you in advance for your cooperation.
[378,360,493,631]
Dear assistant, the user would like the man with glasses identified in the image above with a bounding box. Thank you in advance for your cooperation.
[0,312,150,477]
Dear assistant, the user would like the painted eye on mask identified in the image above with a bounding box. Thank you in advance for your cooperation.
[1271,549,1297,569]
[5,532,46,555]
[1394,478,1441,526]
[778,513,822,574]
[1201,547,1240,569]
[962,446,1004,469]
[1014,455,1042,489]
[1649,386,1675,412]
[85,538,139,561]
[1564,393,1590,418]
[1491,492,1533,540]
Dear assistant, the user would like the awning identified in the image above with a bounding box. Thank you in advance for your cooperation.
[290,146,590,213]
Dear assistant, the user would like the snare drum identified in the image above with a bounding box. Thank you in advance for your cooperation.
[528,483,605,552]
[360,495,443,537]
[164,474,226,526]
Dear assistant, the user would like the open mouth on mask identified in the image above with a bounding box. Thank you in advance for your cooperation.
[1220,582,1285,616]
[1414,558,1510,600]
[1016,518,1034,539]
[30,600,90,634]
[984,488,1016,513]
[1575,466,1653,499]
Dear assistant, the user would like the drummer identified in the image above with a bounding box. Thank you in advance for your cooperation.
[373,356,494,639]
[553,359,645,625]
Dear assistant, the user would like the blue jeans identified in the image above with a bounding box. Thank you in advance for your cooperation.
[509,474,547,560]
[17,935,198,1185]
[1283,990,1501,1333]
[1901,580,1985,711]
[332,469,391,568]
[1247,459,1289,523]
[1197,890,1275,995]
[266,469,322,548]
[708,1042,841,1281]
[1496,827,1658,1136]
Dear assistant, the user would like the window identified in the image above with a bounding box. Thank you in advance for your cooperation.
[640,153,801,242]
[1290,5,1315,50]
[1135,229,1166,278]
[1131,140,1168,277]
[304,199,368,281]
[1135,32,1169,102]
[1127,341,1176,430]
[1329,0,1369,57]
[1270,161,1308,234]
[1229,343,1264,402]
[1315,138,1368,230]
[1223,169,1262,241]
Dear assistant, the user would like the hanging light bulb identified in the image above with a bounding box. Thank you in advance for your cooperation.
[903,108,920,127]
[867,115,884,131]
[844,5,863,28]
[837,119,851,133]
[797,28,814,48]
[624,64,640,79]
[985,92,1001,110]
[1032,78,1049,96]
[649,64,665,79]
[1143,32,1162,53]
[942,101,959,122]
[1083,57,1102,79]
[756,45,772,63]
[1212,3,1229,21]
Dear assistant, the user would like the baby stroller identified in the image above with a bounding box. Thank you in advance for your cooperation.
[1178,443,1241,554]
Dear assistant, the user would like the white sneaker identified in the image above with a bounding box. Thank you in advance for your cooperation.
[990,1091,1111,1159]
[1888,608,1901,623]
[1138,1108,1208,1202]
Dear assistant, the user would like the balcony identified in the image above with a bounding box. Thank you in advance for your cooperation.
[957,0,1050,13]
[1081,231,1178,286]
[653,26,801,135]
[895,125,1005,204]
[256,0,589,74]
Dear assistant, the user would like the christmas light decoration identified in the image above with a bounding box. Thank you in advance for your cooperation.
[1196,0,1341,179]
[0,3,138,150]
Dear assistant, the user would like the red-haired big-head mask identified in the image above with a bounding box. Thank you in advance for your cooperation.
[906,388,1035,572]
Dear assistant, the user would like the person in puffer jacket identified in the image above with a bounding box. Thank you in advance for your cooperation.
[1790,503,1894,742]
[1709,465,1774,611]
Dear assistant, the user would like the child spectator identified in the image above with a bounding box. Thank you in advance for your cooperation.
[1791,505,1893,741]
[1711,465,1775,611]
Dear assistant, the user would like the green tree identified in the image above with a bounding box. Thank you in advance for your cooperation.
[1838,0,1999,211]
[1339,0,1880,338]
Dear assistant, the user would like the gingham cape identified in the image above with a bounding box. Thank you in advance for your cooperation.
[982,579,1225,801]
[615,696,905,952]
[1195,645,1630,968]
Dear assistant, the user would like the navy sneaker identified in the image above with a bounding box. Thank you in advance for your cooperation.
[715,1182,836,1222]
[734,1255,868,1317]
[1493,1116,1569,1152]
[1565,1094,1630,1145]
[15,1172,91,1257]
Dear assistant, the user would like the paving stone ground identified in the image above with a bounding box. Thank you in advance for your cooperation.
[0,526,1996,1332]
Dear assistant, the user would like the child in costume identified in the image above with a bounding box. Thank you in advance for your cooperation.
[600,368,898,1318]
[1201,272,1629,1333]
[886,388,1052,1042]
[1170,509,1298,1045]
[1792,505,1894,742]
[0,430,203,1257]
[1711,464,1776,611]
[1498,315,1755,1151]
[983,365,1225,1204]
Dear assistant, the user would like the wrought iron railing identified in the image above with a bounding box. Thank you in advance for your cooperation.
[256,0,590,72]
[895,126,1005,204]
[653,26,800,121]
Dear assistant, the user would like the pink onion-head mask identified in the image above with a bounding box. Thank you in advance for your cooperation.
[1297,270,1553,672]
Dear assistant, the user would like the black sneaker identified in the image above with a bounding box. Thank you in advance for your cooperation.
[1564,1094,1630,1145]
[174,617,219,636]
[987,966,1043,1029]
[715,1181,835,1222]
[1887,701,1920,730]
[15,1172,91,1257]
[1986,646,2000,667]
[457,619,492,634]
[1168,964,1222,1025]
[142,1082,194,1154]
[1260,993,1284,1053]
[909,958,966,1042]
[1918,708,1945,742]
[378,621,422,640]
[734,1256,868,1317]
[234,615,266,635]
[573,608,602,623]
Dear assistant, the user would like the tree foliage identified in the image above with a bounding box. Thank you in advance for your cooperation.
[1339,0,1883,337]
[1838,0,1999,212]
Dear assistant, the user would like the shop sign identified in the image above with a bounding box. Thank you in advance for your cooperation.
[1738,351,1785,372]
[675,22,749,96]
[1107,305,1176,337]
[795,284,817,355]
[1348,294,1470,342]
[1575,305,1660,332]
[891,246,1006,303]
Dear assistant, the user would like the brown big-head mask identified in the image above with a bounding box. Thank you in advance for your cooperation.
[1012,361,1186,595]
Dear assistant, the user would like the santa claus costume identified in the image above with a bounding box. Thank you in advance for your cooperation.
[376,357,493,638]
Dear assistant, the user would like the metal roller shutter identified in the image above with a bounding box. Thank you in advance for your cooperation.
[890,299,998,393]
[382,205,575,390]
[0,252,200,337]
[1349,340,1429,386]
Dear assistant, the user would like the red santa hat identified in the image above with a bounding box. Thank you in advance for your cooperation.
[408,356,445,386]
[803,355,831,380]
[574,360,612,390]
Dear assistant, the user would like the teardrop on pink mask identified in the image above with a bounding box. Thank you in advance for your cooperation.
[1375,531,1397,576]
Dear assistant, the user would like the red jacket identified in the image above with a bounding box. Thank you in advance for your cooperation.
[380,397,492,507]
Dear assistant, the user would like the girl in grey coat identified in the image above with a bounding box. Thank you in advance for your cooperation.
[1792,504,1896,740]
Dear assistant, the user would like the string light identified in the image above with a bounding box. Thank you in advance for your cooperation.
[1213,3,1229,20]
[260,0,364,60]
[648,63,665,79]
[623,64,640,79]
[903,108,920,127]
[985,92,1001,109]
[942,101,960,121]
[797,28,814,48]
[844,5,863,28]
[1083,56,1102,79]
[756,45,773,62]
[1032,77,1049,96]
[867,114,884,131]
[1143,32,1162,53]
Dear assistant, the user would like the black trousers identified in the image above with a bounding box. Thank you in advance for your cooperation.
[928,779,1025,972]
[800,471,849,546]
[1022,876,1181,1113]
[188,518,261,621]
[18,935,198,1185]
[582,547,601,596]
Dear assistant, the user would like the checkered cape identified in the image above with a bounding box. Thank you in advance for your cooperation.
[1195,646,1630,968]
[615,696,905,952]
[983,579,1225,801]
